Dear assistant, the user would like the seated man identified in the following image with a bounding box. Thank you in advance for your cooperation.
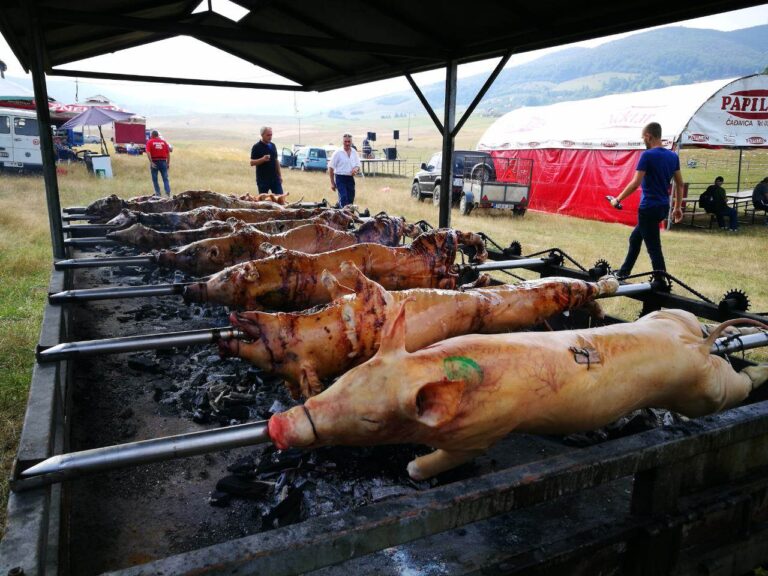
[703,176,738,232]
[54,137,78,162]
[753,177,768,226]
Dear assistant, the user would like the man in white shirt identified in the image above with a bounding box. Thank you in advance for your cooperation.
[328,133,362,207]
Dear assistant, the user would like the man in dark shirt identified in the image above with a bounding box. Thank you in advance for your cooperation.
[705,176,738,232]
[753,177,768,226]
[610,122,683,281]
[249,126,283,194]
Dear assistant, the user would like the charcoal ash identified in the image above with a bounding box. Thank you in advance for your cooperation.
[563,408,689,447]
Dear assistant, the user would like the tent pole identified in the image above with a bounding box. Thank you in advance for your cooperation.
[439,60,457,229]
[99,125,106,155]
[28,16,65,259]
[736,148,743,191]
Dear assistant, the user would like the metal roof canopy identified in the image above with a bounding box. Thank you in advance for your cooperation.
[0,0,763,256]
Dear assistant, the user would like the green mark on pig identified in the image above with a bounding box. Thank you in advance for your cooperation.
[444,356,483,386]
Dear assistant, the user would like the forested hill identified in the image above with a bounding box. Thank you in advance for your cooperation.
[360,25,768,116]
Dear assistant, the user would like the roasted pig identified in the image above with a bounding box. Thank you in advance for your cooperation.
[107,213,354,249]
[183,229,488,310]
[220,262,618,398]
[84,190,289,222]
[106,206,355,231]
[269,305,768,479]
[157,215,419,275]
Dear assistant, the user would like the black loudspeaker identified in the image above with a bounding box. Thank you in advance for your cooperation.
[393,130,400,140]
[367,131,377,142]
[384,147,397,160]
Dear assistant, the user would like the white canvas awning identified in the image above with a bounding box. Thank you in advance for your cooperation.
[477,78,756,151]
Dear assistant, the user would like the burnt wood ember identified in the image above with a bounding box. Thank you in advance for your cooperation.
[182,229,488,310]
[84,190,290,222]
[106,206,357,231]
[156,215,419,276]
[221,263,618,398]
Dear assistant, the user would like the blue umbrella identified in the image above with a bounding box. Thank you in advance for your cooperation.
[61,107,136,155]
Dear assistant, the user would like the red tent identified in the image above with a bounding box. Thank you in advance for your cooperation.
[478,77,768,226]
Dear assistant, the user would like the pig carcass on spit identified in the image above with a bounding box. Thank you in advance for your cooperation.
[156,215,420,275]
[105,206,355,231]
[106,213,354,250]
[84,190,288,222]
[269,302,768,480]
[220,262,619,398]
[183,229,488,310]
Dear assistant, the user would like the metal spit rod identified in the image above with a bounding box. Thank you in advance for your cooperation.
[37,327,245,362]
[63,237,118,247]
[15,332,768,490]
[15,420,271,490]
[49,282,191,304]
[63,206,88,213]
[472,257,550,272]
[55,256,157,270]
[61,214,100,222]
[63,223,118,232]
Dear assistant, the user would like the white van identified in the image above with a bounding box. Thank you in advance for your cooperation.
[0,107,43,170]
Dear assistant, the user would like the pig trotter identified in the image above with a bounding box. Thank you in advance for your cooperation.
[743,364,768,391]
[407,448,485,481]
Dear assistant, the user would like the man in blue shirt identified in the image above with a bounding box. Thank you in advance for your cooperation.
[610,122,683,281]
[249,126,283,194]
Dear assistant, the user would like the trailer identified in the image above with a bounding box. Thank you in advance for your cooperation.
[459,155,533,216]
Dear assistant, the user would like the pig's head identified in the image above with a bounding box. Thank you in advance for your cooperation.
[84,194,124,221]
[106,209,139,229]
[158,236,236,276]
[354,216,407,246]
[106,223,151,247]
[268,298,466,450]
[183,262,246,306]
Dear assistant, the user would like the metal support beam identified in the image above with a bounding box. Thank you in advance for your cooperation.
[404,73,443,134]
[452,51,512,138]
[49,68,305,91]
[439,60,457,228]
[28,17,65,259]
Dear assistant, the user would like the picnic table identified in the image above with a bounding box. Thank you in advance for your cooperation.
[678,189,754,229]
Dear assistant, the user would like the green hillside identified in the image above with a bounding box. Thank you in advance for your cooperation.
[344,25,768,117]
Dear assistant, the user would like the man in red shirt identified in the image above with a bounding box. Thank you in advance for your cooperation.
[146,130,172,196]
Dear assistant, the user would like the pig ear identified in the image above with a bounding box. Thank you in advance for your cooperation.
[377,297,413,356]
[321,268,355,299]
[411,379,465,427]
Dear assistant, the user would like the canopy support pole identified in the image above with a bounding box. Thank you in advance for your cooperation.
[28,15,65,259]
[439,60,457,229]
[736,148,743,191]
[99,125,107,155]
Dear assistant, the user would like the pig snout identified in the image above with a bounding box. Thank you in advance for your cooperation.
[155,250,177,269]
[229,312,262,339]
[183,282,208,303]
[269,407,317,450]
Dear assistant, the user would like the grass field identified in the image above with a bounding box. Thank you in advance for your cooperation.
[1,114,767,535]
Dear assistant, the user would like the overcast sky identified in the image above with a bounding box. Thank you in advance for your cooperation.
[1,3,767,116]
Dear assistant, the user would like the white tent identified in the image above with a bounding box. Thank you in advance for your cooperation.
[476,76,768,225]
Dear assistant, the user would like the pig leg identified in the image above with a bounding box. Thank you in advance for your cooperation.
[743,364,768,391]
[669,356,754,418]
[407,448,485,480]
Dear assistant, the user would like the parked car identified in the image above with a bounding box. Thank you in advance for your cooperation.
[294,146,328,171]
[410,150,495,206]
[0,107,42,170]
[83,135,101,144]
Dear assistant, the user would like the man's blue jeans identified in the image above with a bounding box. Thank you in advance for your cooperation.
[335,175,356,207]
[715,206,738,230]
[151,160,171,196]
[618,204,669,279]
